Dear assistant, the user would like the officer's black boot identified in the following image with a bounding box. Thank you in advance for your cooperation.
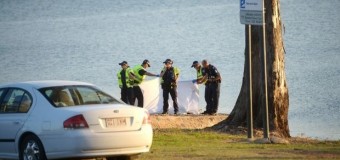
[162,111,168,115]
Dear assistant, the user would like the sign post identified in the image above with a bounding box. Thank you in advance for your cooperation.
[261,0,270,140]
[240,0,270,141]
[247,24,253,140]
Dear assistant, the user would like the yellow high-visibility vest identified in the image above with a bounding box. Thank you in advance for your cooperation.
[197,67,207,84]
[133,65,146,85]
[117,68,133,88]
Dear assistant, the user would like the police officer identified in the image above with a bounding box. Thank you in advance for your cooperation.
[160,59,180,114]
[117,61,134,104]
[191,61,207,84]
[201,60,221,115]
[132,59,158,107]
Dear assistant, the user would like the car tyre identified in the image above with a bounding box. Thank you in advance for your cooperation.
[19,134,47,160]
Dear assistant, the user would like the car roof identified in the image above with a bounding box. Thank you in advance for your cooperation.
[0,80,95,89]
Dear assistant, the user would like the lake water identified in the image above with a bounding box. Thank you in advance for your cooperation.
[0,0,339,140]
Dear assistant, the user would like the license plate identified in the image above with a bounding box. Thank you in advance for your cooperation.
[105,118,127,128]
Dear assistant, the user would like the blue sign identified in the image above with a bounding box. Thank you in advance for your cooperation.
[240,0,262,11]
[240,0,245,8]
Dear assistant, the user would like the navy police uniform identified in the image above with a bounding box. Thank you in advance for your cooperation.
[202,64,221,114]
[161,67,179,114]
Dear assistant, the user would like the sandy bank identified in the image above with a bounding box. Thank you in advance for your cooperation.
[150,114,227,129]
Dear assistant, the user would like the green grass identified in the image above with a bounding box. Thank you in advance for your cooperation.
[139,129,340,160]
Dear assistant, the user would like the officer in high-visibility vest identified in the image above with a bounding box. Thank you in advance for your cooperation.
[160,59,180,114]
[132,59,158,107]
[200,60,221,115]
[117,61,134,104]
[191,61,207,84]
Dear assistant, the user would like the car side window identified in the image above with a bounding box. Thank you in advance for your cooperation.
[0,89,6,107]
[39,86,120,107]
[0,89,4,101]
[0,88,32,113]
[77,87,103,104]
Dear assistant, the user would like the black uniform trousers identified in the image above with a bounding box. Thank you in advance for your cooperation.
[204,83,220,113]
[132,86,144,108]
[162,87,179,113]
[120,87,134,105]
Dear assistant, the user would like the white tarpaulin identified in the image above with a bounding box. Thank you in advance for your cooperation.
[139,78,200,114]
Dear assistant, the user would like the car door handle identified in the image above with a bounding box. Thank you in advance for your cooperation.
[13,121,21,125]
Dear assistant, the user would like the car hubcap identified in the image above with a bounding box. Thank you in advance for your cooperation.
[23,140,40,160]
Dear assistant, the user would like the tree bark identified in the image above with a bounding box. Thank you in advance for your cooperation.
[220,0,290,137]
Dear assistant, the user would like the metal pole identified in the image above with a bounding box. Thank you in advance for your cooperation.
[262,0,270,139]
[247,24,253,140]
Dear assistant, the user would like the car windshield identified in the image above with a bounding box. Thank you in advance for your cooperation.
[39,85,120,107]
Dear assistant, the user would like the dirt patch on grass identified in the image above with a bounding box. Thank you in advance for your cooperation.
[150,114,227,129]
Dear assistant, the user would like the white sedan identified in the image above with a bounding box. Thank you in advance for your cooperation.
[0,81,153,160]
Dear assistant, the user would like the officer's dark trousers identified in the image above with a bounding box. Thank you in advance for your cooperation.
[204,83,220,113]
[163,87,179,113]
[120,87,134,105]
[133,86,143,108]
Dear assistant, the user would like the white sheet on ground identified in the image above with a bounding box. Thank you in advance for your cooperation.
[139,78,200,114]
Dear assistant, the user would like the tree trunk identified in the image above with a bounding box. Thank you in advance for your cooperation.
[221,0,290,137]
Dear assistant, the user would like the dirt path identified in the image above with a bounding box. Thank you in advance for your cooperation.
[150,114,227,129]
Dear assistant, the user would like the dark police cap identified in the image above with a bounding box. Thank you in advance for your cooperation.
[142,59,151,67]
[119,61,128,65]
[163,59,173,64]
[191,61,199,67]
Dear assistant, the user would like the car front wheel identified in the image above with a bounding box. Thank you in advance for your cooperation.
[19,135,47,160]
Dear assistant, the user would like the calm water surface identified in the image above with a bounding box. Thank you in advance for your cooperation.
[0,0,339,140]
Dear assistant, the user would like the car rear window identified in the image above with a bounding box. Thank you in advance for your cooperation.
[39,86,120,107]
